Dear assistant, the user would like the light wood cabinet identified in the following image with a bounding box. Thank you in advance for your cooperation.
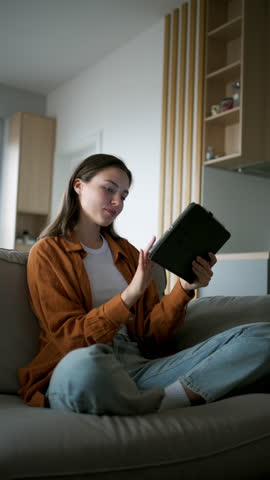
[0,112,56,251]
[17,113,55,214]
[203,0,270,175]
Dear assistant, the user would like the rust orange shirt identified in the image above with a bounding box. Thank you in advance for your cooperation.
[18,232,192,407]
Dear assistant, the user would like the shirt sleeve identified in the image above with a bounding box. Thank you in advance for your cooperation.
[122,240,194,346]
[135,279,193,346]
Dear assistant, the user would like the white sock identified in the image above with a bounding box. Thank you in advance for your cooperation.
[159,380,191,410]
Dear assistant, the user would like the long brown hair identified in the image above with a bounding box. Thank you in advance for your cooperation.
[39,154,132,240]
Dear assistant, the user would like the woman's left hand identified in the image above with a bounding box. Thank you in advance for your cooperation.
[180,252,217,293]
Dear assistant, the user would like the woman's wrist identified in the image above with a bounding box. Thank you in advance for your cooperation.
[121,286,140,310]
[179,278,194,296]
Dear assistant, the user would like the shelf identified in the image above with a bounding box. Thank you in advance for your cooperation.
[207,60,241,82]
[204,153,241,169]
[205,107,240,126]
[208,16,242,42]
[207,0,243,31]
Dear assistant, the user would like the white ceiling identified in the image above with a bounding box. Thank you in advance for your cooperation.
[0,0,180,95]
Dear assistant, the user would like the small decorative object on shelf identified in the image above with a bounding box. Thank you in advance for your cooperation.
[16,230,36,246]
[206,146,215,161]
[232,81,240,107]
[211,104,221,116]
[22,230,30,244]
[220,97,234,112]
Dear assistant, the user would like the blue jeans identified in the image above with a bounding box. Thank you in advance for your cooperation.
[46,322,270,415]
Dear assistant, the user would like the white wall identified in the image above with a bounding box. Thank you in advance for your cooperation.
[0,120,3,159]
[47,21,164,250]
[0,121,20,248]
[0,82,46,119]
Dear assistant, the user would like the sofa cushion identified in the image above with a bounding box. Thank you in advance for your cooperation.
[0,249,39,394]
[175,294,270,350]
[1,394,270,480]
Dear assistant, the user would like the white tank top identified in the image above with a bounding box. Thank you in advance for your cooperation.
[82,236,129,337]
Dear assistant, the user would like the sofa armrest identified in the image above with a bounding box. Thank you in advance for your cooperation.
[173,295,270,350]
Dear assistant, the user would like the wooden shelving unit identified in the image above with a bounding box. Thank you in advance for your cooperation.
[203,0,270,173]
[203,0,243,165]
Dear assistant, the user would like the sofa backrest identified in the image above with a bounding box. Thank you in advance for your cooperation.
[0,248,40,394]
[0,247,167,395]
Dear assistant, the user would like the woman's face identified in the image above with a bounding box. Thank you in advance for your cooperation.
[73,167,130,227]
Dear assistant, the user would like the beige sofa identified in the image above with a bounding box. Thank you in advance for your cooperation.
[1,247,270,480]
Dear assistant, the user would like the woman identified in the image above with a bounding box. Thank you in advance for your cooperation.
[18,154,270,414]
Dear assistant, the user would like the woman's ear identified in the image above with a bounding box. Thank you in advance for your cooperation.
[73,178,82,194]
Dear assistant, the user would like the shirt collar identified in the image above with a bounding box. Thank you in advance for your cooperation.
[60,231,85,253]
[60,230,129,262]
[103,231,129,262]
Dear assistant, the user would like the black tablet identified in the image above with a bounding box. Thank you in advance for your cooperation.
[149,203,231,283]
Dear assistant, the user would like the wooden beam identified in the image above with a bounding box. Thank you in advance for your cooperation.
[194,0,206,203]
[185,0,197,208]
[158,14,171,237]
[175,2,188,216]
[166,8,179,231]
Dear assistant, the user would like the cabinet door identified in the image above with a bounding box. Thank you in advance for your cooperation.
[17,113,56,214]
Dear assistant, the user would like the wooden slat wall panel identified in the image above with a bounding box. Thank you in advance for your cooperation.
[158,15,171,237]
[159,1,206,293]
[166,9,179,232]
[194,0,206,202]
[167,3,188,292]
[175,2,188,216]
[184,0,197,209]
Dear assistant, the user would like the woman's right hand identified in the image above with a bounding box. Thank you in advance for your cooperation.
[121,236,156,309]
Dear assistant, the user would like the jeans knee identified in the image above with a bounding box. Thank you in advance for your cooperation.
[47,344,114,412]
